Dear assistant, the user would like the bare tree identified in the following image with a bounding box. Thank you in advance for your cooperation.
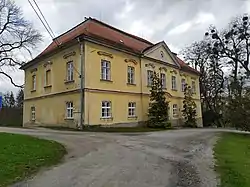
[182,41,224,126]
[205,15,250,81]
[0,0,42,87]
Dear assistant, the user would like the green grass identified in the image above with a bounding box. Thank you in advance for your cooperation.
[214,133,250,187]
[0,133,66,187]
[43,126,170,133]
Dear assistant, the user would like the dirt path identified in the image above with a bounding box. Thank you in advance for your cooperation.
[0,127,221,187]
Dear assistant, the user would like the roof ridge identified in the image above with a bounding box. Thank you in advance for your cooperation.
[53,17,90,40]
[90,18,153,45]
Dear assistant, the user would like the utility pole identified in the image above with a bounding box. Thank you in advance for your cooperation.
[79,38,84,130]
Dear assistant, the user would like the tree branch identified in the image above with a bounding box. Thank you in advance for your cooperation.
[0,71,23,88]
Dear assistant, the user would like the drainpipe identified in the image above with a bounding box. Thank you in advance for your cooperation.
[139,55,144,124]
[78,38,84,130]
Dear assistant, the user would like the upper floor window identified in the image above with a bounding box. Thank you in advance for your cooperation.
[171,76,177,90]
[128,102,136,117]
[66,61,74,81]
[160,73,166,89]
[31,106,35,121]
[173,104,178,117]
[192,81,196,94]
[147,70,153,86]
[181,79,186,92]
[32,75,36,91]
[101,60,111,80]
[127,66,135,84]
[66,101,74,119]
[101,101,112,118]
[45,69,51,86]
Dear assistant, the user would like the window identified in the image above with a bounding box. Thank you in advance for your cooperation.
[128,102,136,117]
[32,75,36,90]
[181,79,186,92]
[101,101,111,118]
[101,60,111,80]
[127,66,135,84]
[45,69,51,86]
[160,51,164,58]
[31,106,35,121]
[66,102,74,119]
[171,76,177,90]
[66,61,74,81]
[192,81,196,93]
[160,73,166,89]
[173,104,178,117]
[147,70,153,86]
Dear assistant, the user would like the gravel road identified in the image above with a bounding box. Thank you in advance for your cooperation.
[0,127,221,187]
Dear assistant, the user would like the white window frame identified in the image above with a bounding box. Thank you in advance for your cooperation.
[173,104,178,117]
[32,75,36,90]
[172,76,177,90]
[66,102,74,119]
[101,101,112,118]
[192,81,196,94]
[181,79,186,92]
[128,102,136,117]
[31,106,35,121]
[101,60,111,80]
[66,61,74,81]
[127,66,135,84]
[160,73,166,89]
[147,70,153,86]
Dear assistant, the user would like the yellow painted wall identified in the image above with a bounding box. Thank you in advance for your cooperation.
[23,92,80,127]
[23,40,202,127]
[24,45,80,100]
[84,91,142,125]
[85,42,141,93]
[145,45,176,65]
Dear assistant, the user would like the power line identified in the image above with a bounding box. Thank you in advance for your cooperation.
[32,0,56,39]
[27,0,60,46]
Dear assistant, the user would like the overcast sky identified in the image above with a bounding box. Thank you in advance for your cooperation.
[0,0,249,94]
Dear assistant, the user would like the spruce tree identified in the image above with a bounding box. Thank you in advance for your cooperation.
[16,89,24,108]
[147,72,169,128]
[182,85,197,127]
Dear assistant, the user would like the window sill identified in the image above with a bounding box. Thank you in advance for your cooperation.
[64,80,75,84]
[127,83,136,86]
[128,116,138,119]
[65,118,74,120]
[31,90,36,93]
[100,117,113,120]
[44,85,52,88]
[100,79,113,83]
[172,89,178,91]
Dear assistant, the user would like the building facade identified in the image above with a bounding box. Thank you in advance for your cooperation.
[21,18,202,128]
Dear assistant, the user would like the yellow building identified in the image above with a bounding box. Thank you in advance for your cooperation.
[20,17,202,128]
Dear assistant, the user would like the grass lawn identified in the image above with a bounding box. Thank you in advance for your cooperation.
[214,133,250,187]
[0,133,66,187]
[43,126,171,133]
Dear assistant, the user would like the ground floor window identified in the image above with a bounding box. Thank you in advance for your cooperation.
[101,101,111,118]
[66,102,74,119]
[128,102,136,117]
[31,106,35,121]
[173,104,178,117]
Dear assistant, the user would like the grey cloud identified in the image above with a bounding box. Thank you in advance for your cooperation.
[1,0,249,91]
